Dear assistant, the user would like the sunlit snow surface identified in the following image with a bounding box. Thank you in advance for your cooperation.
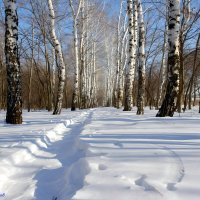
[0,108,200,200]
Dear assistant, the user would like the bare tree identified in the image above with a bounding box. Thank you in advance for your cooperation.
[69,0,83,111]
[48,0,66,114]
[5,0,22,124]
[156,22,168,109]
[156,0,180,117]
[124,0,138,111]
[136,0,145,115]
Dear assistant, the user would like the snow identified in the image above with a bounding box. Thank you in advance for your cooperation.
[0,107,200,200]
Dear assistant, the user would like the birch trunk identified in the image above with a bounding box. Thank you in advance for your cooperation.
[117,27,128,109]
[52,48,56,108]
[156,0,180,117]
[70,0,82,111]
[115,1,123,108]
[48,0,66,115]
[136,0,145,115]
[80,0,87,109]
[177,0,191,112]
[5,0,22,124]
[90,42,97,107]
[71,23,79,111]
[156,23,168,109]
[124,0,138,111]
[28,20,34,112]
[188,33,200,109]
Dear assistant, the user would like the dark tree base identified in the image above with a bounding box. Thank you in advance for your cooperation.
[53,106,61,115]
[156,94,176,117]
[123,107,132,111]
[6,114,22,124]
[71,107,76,111]
[156,79,177,117]
[136,110,144,115]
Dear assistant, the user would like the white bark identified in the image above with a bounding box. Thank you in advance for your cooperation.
[117,27,128,108]
[124,0,138,111]
[90,42,97,107]
[5,0,23,124]
[48,0,66,115]
[51,48,56,108]
[69,0,83,111]
[115,1,124,107]
[137,0,145,115]
[80,0,87,109]
[156,0,180,117]
[157,23,168,108]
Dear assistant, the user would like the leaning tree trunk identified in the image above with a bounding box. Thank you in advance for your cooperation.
[136,0,145,115]
[156,0,180,117]
[115,0,123,108]
[156,23,168,109]
[28,20,34,112]
[188,33,200,109]
[5,0,22,124]
[124,0,138,111]
[48,0,66,115]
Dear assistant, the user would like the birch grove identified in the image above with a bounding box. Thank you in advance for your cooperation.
[1,0,200,120]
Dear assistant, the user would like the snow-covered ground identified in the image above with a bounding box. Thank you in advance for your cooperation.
[0,108,200,200]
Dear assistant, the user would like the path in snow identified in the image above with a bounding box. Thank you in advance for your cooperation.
[1,108,200,200]
[34,110,93,200]
[0,109,93,200]
[73,108,200,200]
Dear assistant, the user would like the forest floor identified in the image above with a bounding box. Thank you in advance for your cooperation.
[0,107,200,200]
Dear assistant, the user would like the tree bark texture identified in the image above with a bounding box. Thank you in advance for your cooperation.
[136,0,145,115]
[156,23,168,109]
[48,0,66,115]
[70,0,82,111]
[156,0,180,117]
[124,0,138,111]
[5,0,22,124]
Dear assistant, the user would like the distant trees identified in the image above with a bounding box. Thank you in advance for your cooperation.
[5,0,22,124]
[0,0,200,120]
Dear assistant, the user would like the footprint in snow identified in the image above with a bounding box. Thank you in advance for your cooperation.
[162,146,185,191]
[98,164,107,171]
[135,175,162,195]
[113,141,123,148]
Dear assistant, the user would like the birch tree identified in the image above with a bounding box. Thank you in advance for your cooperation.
[69,0,82,111]
[177,0,191,112]
[79,0,87,109]
[136,0,145,115]
[5,0,22,124]
[156,0,180,117]
[48,0,66,114]
[124,0,138,111]
[156,23,168,109]
[28,19,34,112]
[115,0,125,108]
[116,3,128,109]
